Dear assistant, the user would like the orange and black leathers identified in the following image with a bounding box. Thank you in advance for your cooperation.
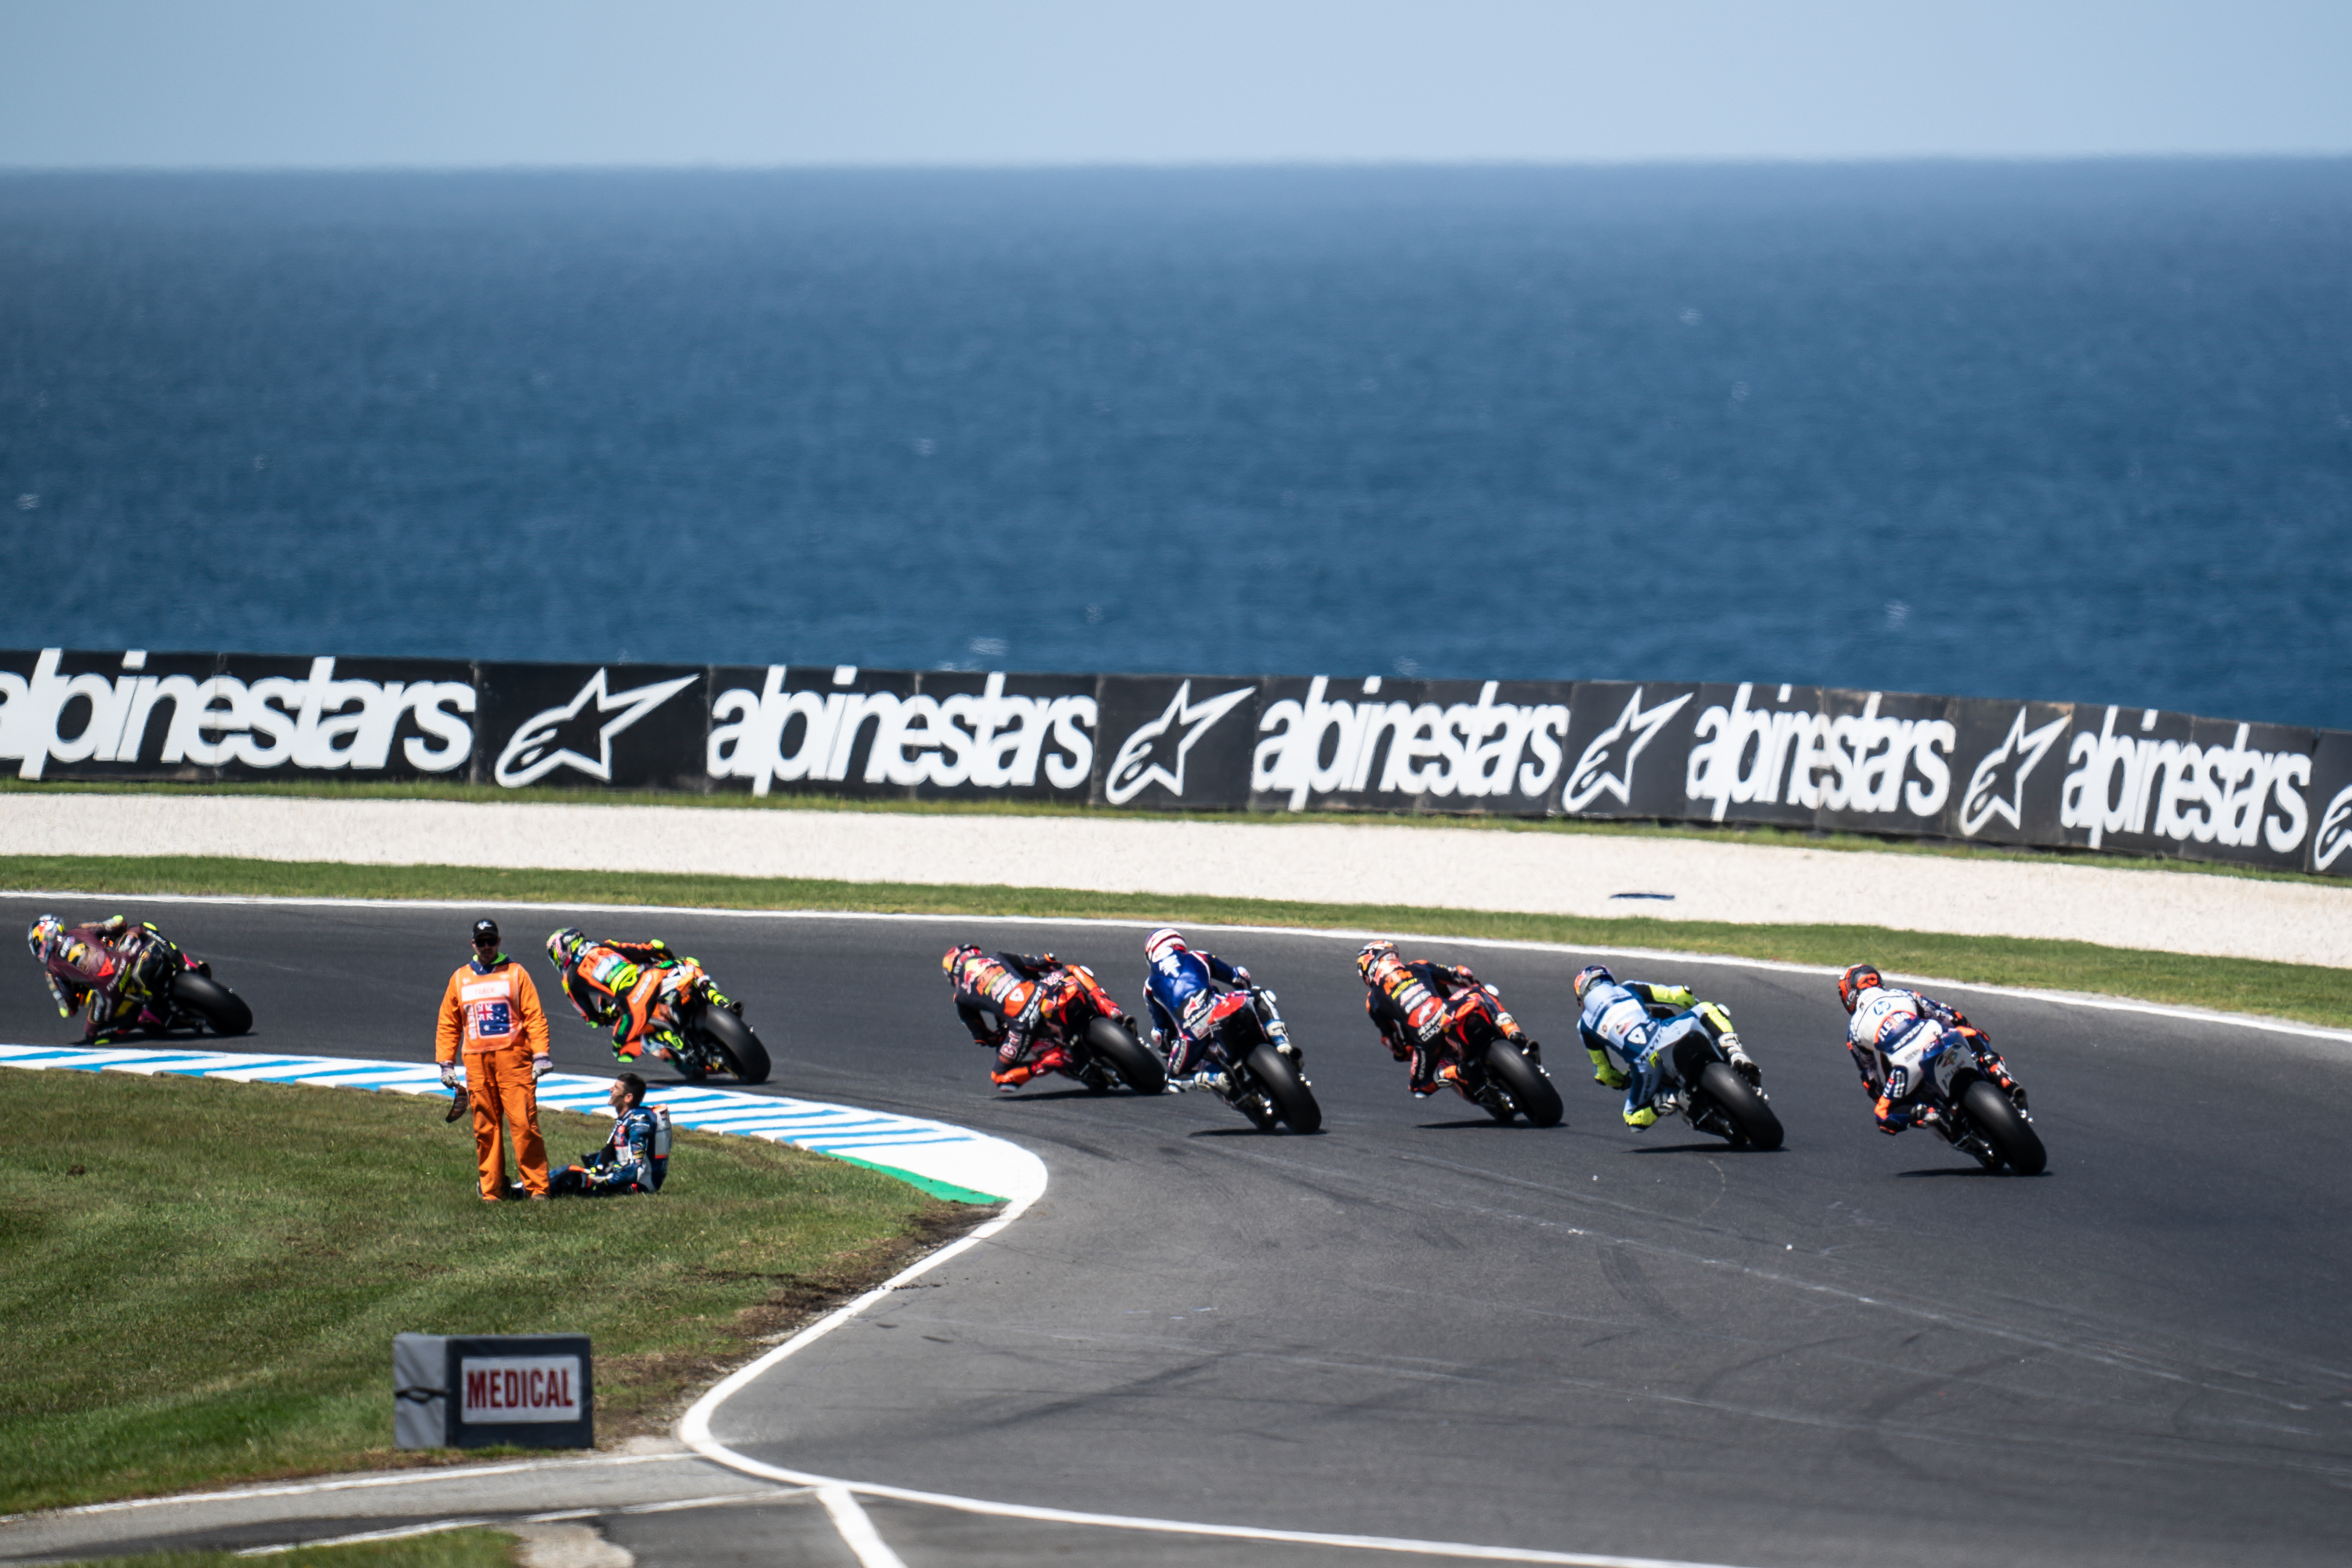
[42,916,171,1043]
[560,940,682,1059]
[944,949,1076,1073]
[437,952,552,1200]
[1363,955,1527,1094]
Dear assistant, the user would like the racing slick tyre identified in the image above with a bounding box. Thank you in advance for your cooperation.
[169,971,252,1036]
[1486,1042,1563,1128]
[1697,1062,1783,1151]
[1962,1078,2045,1174]
[1085,1017,1167,1095]
[700,1006,771,1085]
[1246,1044,1322,1134]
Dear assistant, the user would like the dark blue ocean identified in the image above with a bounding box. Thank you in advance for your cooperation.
[3,163,2350,727]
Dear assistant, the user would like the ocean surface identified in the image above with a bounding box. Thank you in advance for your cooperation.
[2,163,2349,728]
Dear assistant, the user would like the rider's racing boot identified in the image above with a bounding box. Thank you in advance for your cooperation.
[1587,1047,1630,1090]
[1181,1069,1231,1094]
[1623,1104,1661,1130]
[991,1063,1036,1092]
[1433,1062,1468,1094]
[1722,1033,1761,1087]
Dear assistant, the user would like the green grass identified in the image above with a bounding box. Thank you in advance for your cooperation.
[0,1071,971,1515]
[5,854,2347,1029]
[5,776,2344,889]
[49,1529,518,1567]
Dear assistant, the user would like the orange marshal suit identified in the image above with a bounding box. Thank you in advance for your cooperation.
[435,955,552,1199]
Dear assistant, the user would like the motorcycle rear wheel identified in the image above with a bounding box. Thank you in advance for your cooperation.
[699,1005,771,1085]
[1697,1062,1783,1151]
[1085,1017,1167,1095]
[169,971,252,1036]
[1245,1044,1321,1134]
[1961,1079,2045,1174]
[1486,1041,1563,1127]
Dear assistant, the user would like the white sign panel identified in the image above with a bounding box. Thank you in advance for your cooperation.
[460,1355,583,1423]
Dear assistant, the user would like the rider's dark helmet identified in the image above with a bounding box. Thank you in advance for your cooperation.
[1573,964,1613,1002]
[1356,939,1396,979]
[1838,964,1884,1014]
[547,927,588,968]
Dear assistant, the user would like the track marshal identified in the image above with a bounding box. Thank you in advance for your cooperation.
[436,916,553,1200]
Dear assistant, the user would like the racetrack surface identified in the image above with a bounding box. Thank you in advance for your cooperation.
[5,896,2349,1567]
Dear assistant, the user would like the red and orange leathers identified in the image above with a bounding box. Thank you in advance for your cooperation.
[943,947,1116,1086]
[437,953,552,1200]
[1363,953,1527,1094]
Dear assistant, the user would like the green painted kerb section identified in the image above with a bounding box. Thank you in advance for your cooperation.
[827,1152,1009,1207]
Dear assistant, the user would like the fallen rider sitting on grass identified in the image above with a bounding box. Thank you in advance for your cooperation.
[549,1073,669,1196]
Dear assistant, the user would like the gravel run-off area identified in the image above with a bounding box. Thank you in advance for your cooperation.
[5,793,2347,969]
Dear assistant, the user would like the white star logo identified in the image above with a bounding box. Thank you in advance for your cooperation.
[2315,783,2352,873]
[1958,706,2068,837]
[494,668,701,787]
[1105,681,1256,805]
[1563,688,1693,812]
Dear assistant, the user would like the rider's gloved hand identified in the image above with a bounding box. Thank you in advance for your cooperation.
[1874,1094,1907,1133]
[1587,1046,1631,1090]
[440,1062,464,1089]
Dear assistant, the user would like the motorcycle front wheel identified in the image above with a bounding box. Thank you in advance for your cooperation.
[1084,1017,1167,1095]
[1960,1079,2045,1174]
[1245,1044,1321,1134]
[1486,1041,1563,1127]
[169,971,252,1036]
[1696,1062,1783,1150]
[698,1005,771,1085]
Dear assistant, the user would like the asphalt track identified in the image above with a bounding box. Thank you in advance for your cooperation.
[5,895,2350,1568]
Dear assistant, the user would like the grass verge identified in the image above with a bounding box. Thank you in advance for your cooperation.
[50,1530,518,1567]
[5,854,2347,1031]
[0,1071,978,1515]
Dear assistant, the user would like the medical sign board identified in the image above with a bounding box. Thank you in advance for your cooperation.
[394,1332,593,1449]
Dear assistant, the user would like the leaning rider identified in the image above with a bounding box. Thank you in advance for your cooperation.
[550,1073,669,1196]
[1141,927,1254,1094]
[941,944,1083,1091]
[545,927,701,1065]
[1573,964,1756,1130]
[1837,963,2023,1135]
[25,913,172,1044]
[1356,940,1540,1098]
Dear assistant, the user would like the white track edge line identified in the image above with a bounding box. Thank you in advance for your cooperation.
[7,886,2343,1044]
[818,1485,912,1568]
[0,1452,702,1524]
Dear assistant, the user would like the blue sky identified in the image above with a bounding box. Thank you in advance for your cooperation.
[4,1,2349,167]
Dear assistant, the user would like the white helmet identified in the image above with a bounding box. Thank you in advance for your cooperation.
[1145,927,1188,964]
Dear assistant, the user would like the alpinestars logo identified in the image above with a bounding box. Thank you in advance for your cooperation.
[1105,682,1256,804]
[1563,688,1693,813]
[495,669,699,787]
[1958,706,2068,837]
[2315,784,2352,873]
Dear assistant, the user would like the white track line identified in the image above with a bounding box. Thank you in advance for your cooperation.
[818,1486,912,1568]
[9,886,2343,1045]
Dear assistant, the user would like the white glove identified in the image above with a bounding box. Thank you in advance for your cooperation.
[532,1054,552,1083]
[439,1062,463,1090]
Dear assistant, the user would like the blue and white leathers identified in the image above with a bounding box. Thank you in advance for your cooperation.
[1580,978,1707,1119]
[1144,946,1247,1076]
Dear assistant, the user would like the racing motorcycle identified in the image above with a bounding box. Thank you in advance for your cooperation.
[990,963,1168,1096]
[639,956,771,1085]
[1171,985,1321,1134]
[1882,1022,2044,1174]
[1636,1009,1784,1151]
[51,922,252,1040]
[1432,986,1563,1127]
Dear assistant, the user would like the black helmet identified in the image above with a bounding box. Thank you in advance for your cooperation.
[1838,964,1883,1014]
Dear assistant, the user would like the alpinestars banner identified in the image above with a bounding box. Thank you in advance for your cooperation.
[5,648,2345,877]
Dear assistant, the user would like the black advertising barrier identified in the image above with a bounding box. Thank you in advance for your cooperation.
[0,648,478,784]
[1248,675,1574,817]
[703,664,1098,804]
[6,645,2349,878]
